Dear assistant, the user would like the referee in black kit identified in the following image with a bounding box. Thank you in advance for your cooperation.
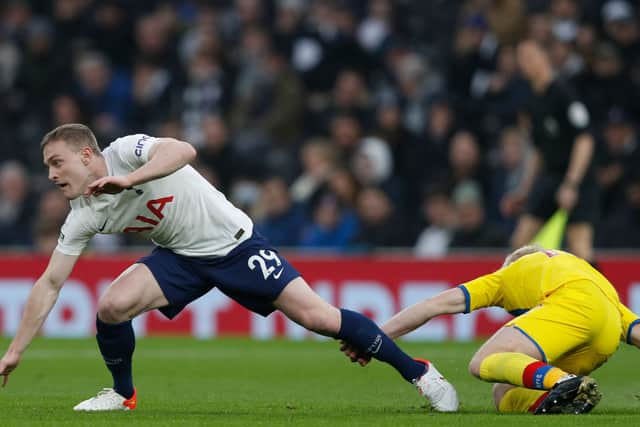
[501,40,597,263]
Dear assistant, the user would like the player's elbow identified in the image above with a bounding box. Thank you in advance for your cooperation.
[179,140,197,164]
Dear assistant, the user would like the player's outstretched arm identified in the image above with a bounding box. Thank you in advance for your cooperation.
[340,288,467,365]
[381,288,467,340]
[87,137,197,196]
[0,250,78,387]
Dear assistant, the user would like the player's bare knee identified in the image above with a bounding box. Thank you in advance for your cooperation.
[468,356,482,378]
[97,297,131,324]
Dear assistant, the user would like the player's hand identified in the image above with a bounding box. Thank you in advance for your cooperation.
[556,182,578,211]
[339,341,371,367]
[500,192,526,217]
[0,351,21,388]
[86,176,133,196]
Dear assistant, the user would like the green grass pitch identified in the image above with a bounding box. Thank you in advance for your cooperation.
[1,337,639,426]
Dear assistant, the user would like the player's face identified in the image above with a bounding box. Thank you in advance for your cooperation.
[43,139,92,200]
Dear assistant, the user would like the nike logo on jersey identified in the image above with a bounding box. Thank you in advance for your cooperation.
[273,268,284,279]
[98,218,108,232]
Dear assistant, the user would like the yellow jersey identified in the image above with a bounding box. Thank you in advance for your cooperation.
[458,250,639,343]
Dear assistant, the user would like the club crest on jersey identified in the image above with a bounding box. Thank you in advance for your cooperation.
[134,135,151,157]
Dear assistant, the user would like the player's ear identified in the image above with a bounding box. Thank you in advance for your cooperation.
[80,147,92,165]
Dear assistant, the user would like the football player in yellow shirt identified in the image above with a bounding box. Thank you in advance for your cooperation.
[343,245,640,414]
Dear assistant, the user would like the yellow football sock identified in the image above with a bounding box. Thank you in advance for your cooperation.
[479,352,568,390]
[498,387,548,413]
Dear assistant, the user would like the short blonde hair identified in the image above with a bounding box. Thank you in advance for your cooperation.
[503,244,545,267]
[40,123,101,155]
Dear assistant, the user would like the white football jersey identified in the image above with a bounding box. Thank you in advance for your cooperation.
[56,134,253,257]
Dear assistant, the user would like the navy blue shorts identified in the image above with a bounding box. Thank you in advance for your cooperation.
[137,232,301,319]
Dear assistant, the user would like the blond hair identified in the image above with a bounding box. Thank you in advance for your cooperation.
[502,244,545,267]
[41,123,101,155]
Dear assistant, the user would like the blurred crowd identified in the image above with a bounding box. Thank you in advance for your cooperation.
[1,0,639,254]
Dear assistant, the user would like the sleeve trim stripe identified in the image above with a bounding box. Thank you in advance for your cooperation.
[627,319,640,344]
[458,285,471,314]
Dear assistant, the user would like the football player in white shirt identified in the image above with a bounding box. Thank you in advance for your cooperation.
[0,124,458,412]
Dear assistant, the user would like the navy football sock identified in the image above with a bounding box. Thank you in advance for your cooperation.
[96,316,135,399]
[337,309,425,382]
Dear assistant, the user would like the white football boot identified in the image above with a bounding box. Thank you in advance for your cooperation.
[73,388,137,411]
[412,359,459,412]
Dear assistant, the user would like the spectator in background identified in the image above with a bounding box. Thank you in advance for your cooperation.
[354,186,410,249]
[289,0,369,94]
[327,167,361,209]
[51,0,92,48]
[597,174,640,248]
[596,108,640,219]
[484,0,526,45]
[0,161,36,246]
[387,50,444,136]
[356,0,395,59]
[89,0,134,69]
[0,6,23,166]
[299,188,359,250]
[449,180,507,249]
[527,12,552,46]
[219,0,266,46]
[198,114,238,193]
[471,44,529,137]
[307,68,373,135]
[351,136,398,198]
[402,97,457,218]
[290,138,338,203]
[548,21,584,80]
[51,94,87,127]
[449,12,498,125]
[178,5,222,66]
[490,127,531,232]
[600,1,640,114]
[442,130,490,197]
[601,0,640,72]
[130,60,173,132]
[227,178,261,217]
[272,0,306,60]
[254,176,307,247]
[134,13,179,72]
[179,49,230,147]
[73,51,132,141]
[230,26,304,175]
[414,185,456,258]
[31,187,69,254]
[14,18,67,118]
[372,100,414,174]
[329,112,364,164]
[575,42,639,126]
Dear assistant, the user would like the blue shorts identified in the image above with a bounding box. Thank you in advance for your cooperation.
[137,232,301,319]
